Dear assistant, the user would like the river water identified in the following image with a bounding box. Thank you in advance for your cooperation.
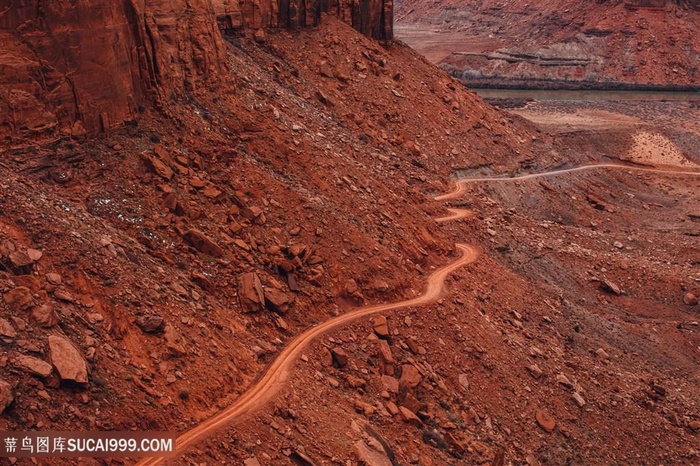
[472,88,700,102]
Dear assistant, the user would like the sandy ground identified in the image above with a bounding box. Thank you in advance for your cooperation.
[511,108,644,131]
[395,24,504,63]
[507,101,700,168]
[624,131,700,168]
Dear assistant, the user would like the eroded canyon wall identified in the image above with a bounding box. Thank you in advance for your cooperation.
[0,0,392,140]
[0,0,227,139]
[213,0,392,40]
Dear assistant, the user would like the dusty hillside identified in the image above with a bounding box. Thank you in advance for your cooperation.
[0,10,542,464]
[395,0,700,88]
[1,3,700,466]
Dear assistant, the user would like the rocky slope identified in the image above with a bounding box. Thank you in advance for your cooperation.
[1,2,700,466]
[395,0,700,88]
[0,0,392,141]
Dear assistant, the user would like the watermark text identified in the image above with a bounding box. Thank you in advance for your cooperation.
[0,432,174,458]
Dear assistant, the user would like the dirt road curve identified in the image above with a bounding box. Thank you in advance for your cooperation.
[435,163,700,201]
[137,243,479,465]
[435,207,475,223]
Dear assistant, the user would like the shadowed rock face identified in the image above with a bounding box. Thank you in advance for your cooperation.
[213,0,392,40]
[0,0,226,138]
[0,0,392,140]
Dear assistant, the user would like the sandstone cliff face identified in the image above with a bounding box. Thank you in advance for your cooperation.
[0,0,392,141]
[0,1,226,139]
[213,0,392,41]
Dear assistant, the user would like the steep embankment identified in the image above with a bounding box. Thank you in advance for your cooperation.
[395,0,700,89]
[0,5,547,464]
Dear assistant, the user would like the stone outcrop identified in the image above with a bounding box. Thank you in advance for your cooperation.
[0,379,13,414]
[238,272,266,312]
[0,1,226,139]
[15,354,53,378]
[0,0,392,142]
[48,335,89,384]
[353,439,393,466]
[213,0,393,40]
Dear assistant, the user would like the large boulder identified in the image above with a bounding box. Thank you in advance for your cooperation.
[183,229,224,257]
[399,364,422,391]
[2,287,34,312]
[0,379,14,414]
[49,335,88,384]
[15,355,53,378]
[238,272,265,312]
[353,440,393,466]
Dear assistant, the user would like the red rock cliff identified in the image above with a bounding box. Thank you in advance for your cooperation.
[213,0,392,40]
[0,0,226,139]
[0,0,392,141]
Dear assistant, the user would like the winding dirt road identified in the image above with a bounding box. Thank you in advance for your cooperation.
[138,161,699,465]
[138,243,479,465]
[435,163,700,201]
[434,207,475,223]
